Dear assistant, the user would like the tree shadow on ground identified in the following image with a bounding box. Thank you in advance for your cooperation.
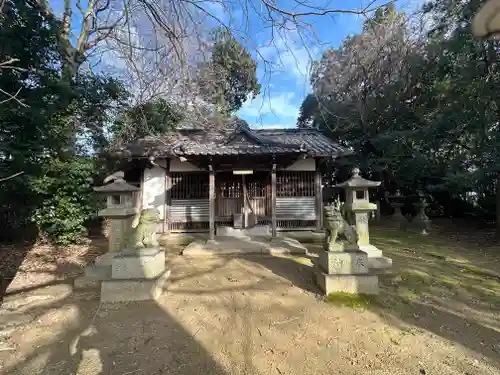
[2,231,108,300]
[366,230,500,368]
[241,254,321,295]
[3,291,231,375]
[0,223,39,303]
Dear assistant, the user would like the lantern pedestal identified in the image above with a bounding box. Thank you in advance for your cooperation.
[336,169,392,272]
[350,207,392,270]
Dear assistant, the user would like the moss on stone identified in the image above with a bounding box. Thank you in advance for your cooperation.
[326,292,375,308]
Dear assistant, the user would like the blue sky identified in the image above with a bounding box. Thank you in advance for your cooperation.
[50,0,424,129]
[230,0,426,129]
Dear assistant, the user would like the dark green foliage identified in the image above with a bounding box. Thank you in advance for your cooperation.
[110,98,183,146]
[297,94,318,128]
[0,0,128,244]
[31,158,98,245]
[199,28,261,115]
[304,0,500,222]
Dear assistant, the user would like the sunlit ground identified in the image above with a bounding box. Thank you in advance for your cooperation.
[1,227,500,374]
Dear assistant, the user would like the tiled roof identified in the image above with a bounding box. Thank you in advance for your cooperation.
[252,128,349,157]
[111,126,350,159]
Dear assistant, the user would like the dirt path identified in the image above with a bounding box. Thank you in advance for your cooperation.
[1,249,499,375]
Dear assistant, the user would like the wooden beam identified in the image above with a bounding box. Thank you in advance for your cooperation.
[315,158,323,231]
[209,164,215,240]
[164,159,171,234]
[271,163,277,238]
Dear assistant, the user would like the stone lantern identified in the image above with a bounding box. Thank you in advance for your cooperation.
[75,172,170,303]
[336,168,392,270]
[387,190,408,229]
[94,174,140,253]
[411,191,431,235]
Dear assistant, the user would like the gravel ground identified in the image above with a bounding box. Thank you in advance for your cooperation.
[1,234,500,375]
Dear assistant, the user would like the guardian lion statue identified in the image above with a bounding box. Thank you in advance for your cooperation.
[123,208,160,250]
[323,199,358,250]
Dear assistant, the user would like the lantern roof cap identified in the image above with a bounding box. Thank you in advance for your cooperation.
[94,175,139,193]
[336,168,381,188]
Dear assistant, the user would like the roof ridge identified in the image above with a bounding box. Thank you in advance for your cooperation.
[252,128,321,133]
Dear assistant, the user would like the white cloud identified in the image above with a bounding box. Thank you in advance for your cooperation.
[202,1,230,23]
[239,92,298,117]
[256,26,320,87]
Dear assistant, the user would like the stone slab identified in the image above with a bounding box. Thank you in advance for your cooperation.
[111,248,165,279]
[182,237,307,256]
[216,225,270,237]
[368,256,393,270]
[94,253,116,267]
[314,267,379,295]
[318,250,369,275]
[84,264,111,280]
[100,269,171,303]
[359,244,383,258]
[283,230,325,244]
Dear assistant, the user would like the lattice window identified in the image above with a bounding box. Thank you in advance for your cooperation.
[247,172,268,197]
[171,172,209,199]
[219,180,242,198]
[276,171,314,197]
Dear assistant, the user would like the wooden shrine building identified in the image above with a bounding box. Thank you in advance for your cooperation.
[111,120,351,239]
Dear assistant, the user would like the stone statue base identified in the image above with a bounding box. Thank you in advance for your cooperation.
[74,247,169,303]
[319,250,369,275]
[101,270,170,303]
[314,269,379,295]
[315,243,379,295]
[111,247,165,279]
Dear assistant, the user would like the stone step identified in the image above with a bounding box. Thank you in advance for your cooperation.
[94,253,116,267]
[182,237,308,256]
[101,269,171,302]
[84,264,111,280]
[368,256,393,270]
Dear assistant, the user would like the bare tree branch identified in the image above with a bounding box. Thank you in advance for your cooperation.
[0,58,28,107]
[0,171,24,183]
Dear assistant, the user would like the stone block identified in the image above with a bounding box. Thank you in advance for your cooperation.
[368,256,393,270]
[111,248,165,279]
[315,267,379,295]
[101,270,171,303]
[94,253,116,267]
[84,264,111,280]
[318,250,369,275]
[359,244,383,258]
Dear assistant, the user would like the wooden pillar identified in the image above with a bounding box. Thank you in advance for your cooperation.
[271,163,277,238]
[164,159,171,234]
[315,158,323,231]
[209,164,215,241]
[242,174,247,228]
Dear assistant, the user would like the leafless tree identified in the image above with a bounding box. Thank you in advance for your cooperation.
[34,0,396,105]
[309,6,429,131]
